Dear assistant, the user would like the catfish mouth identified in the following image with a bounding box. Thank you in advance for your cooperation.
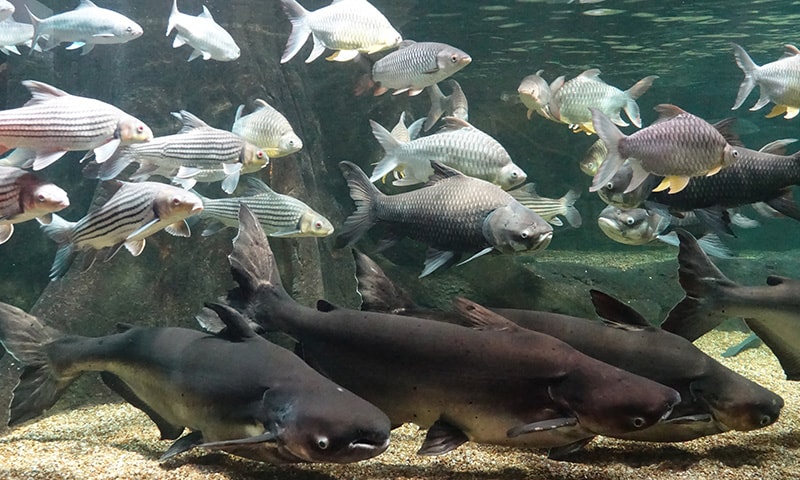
[287,434,390,464]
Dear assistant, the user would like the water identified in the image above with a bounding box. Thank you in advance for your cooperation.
[0,0,798,472]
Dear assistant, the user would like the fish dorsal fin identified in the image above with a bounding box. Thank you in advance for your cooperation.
[22,80,69,107]
[425,161,464,184]
[241,176,274,196]
[589,289,652,329]
[114,322,136,332]
[88,180,124,213]
[440,116,472,132]
[549,75,565,93]
[317,299,338,312]
[452,297,522,332]
[199,5,214,20]
[253,98,269,110]
[711,117,742,146]
[766,275,793,286]
[233,104,245,122]
[578,68,601,79]
[653,104,686,121]
[204,302,256,340]
[353,249,419,313]
[417,419,468,456]
[173,110,210,133]
[783,44,800,57]
[77,0,99,8]
[397,40,416,49]
[759,138,797,155]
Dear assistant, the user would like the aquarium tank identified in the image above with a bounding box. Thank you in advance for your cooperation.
[0,0,797,478]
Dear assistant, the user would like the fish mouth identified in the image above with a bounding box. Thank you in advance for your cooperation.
[530,231,553,251]
[350,435,390,454]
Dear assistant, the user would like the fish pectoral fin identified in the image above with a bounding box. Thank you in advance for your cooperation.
[0,224,13,244]
[199,431,279,450]
[721,332,763,357]
[221,167,242,194]
[268,229,302,238]
[160,431,204,461]
[127,218,160,242]
[124,238,147,256]
[65,41,85,50]
[165,220,191,238]
[36,213,54,225]
[417,419,469,456]
[172,34,187,48]
[187,49,202,61]
[201,220,228,237]
[456,247,494,267]
[408,88,425,96]
[92,33,116,38]
[32,150,67,171]
[507,417,578,438]
[452,297,521,332]
[420,249,456,278]
[93,139,121,164]
[661,413,713,425]
[765,104,787,118]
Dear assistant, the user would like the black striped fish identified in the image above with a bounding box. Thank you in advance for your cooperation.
[509,184,582,228]
[194,177,333,237]
[0,80,153,170]
[87,110,267,194]
[40,181,203,280]
[0,166,69,244]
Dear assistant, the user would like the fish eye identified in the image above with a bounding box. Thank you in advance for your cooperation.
[315,220,323,229]
[732,149,740,158]
[625,217,635,225]
[632,417,646,428]
[172,197,182,206]
[520,230,529,239]
[605,182,614,190]
[137,125,144,133]
[257,151,265,159]
[760,415,772,426]
[127,26,132,33]
[450,54,458,63]
[316,437,329,450]
[511,171,519,178]
[37,194,46,202]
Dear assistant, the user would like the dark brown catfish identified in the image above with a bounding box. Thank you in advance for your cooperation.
[225,206,681,457]
[0,302,390,464]
[354,249,783,443]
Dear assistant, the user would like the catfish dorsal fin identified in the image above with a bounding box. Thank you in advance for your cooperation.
[317,299,339,312]
[452,297,521,332]
[653,104,686,121]
[204,302,255,340]
[426,162,464,184]
[589,290,652,329]
[228,205,286,303]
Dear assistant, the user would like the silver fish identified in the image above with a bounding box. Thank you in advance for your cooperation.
[166,0,240,62]
[360,40,471,96]
[548,69,657,134]
[0,166,69,244]
[424,79,469,131]
[88,110,267,194]
[0,0,13,22]
[369,117,527,190]
[0,17,35,55]
[590,104,740,195]
[580,139,607,176]
[338,161,552,277]
[40,181,203,280]
[0,80,153,170]
[732,43,800,119]
[280,0,401,64]
[232,99,303,158]
[510,184,582,228]
[27,0,142,55]
[518,70,557,120]
[195,177,333,238]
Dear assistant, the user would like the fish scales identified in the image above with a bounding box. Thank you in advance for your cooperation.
[232,100,302,157]
[0,103,123,147]
[369,41,471,95]
[125,132,252,168]
[307,8,393,50]
[70,186,159,245]
[0,18,33,54]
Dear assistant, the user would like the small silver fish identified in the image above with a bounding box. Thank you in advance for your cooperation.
[424,79,469,131]
[359,41,471,96]
[167,0,240,62]
[40,181,203,280]
[581,139,607,176]
[0,17,35,55]
[731,43,800,119]
[370,117,526,190]
[0,80,153,170]
[510,184,582,228]
[518,70,557,120]
[0,166,69,244]
[27,0,142,55]
[195,177,333,238]
[88,110,267,194]
[590,105,740,195]
[280,0,401,63]
[548,69,657,134]
[232,99,303,158]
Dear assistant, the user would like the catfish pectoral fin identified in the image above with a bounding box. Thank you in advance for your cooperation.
[198,431,278,450]
[662,413,713,425]
[546,437,594,460]
[452,297,520,332]
[417,419,469,456]
[507,417,578,438]
[160,431,204,461]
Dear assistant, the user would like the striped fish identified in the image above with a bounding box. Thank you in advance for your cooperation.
[40,181,203,280]
[232,99,303,158]
[87,110,267,194]
[166,0,239,62]
[280,0,401,63]
[509,184,582,228]
[27,0,142,55]
[0,17,35,55]
[357,41,471,96]
[0,166,69,244]
[369,117,527,190]
[195,176,333,237]
[0,80,153,170]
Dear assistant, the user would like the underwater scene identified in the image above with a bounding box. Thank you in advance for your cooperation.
[0,0,798,478]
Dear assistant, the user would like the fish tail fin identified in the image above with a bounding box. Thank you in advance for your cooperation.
[589,108,626,192]
[660,230,737,340]
[353,249,419,313]
[560,189,582,228]
[337,161,380,248]
[424,83,446,131]
[0,303,76,426]
[731,43,759,110]
[39,214,76,281]
[166,0,179,36]
[25,6,41,55]
[368,119,404,183]
[280,0,311,64]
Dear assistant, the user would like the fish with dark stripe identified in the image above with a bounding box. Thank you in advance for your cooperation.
[40,181,202,280]
[0,166,69,244]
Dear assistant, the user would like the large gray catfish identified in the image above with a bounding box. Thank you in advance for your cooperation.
[663,229,800,380]
[354,250,783,445]
[0,302,390,464]
[224,206,681,458]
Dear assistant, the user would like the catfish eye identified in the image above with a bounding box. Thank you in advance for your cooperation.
[450,54,458,63]
[625,217,635,225]
[632,417,646,428]
[605,182,614,190]
[760,415,772,426]
[520,230,529,239]
[316,437,329,450]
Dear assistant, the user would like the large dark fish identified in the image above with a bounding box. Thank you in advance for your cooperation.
[224,206,681,458]
[353,250,783,444]
[662,230,800,380]
[338,161,552,277]
[0,301,391,464]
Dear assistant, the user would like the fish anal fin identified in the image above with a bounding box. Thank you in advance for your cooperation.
[452,297,520,332]
[507,417,578,438]
[100,372,184,440]
[417,419,469,456]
